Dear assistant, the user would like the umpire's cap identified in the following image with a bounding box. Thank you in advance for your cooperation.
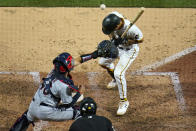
[102,14,121,35]
[80,97,97,116]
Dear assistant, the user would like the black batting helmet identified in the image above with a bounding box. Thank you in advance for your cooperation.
[80,97,97,116]
[102,14,121,35]
[53,52,74,74]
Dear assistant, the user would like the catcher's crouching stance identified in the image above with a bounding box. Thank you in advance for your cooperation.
[10,40,116,131]
[10,52,84,131]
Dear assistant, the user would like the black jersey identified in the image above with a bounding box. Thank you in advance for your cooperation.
[69,115,114,131]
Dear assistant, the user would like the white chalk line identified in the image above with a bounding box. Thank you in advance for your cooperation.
[137,45,196,72]
[89,71,186,112]
[133,72,186,111]
[0,69,188,127]
[30,72,49,131]
[87,72,101,97]
[134,46,196,112]
[170,73,186,111]
[0,71,48,131]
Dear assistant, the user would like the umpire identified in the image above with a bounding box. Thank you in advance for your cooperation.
[69,97,115,131]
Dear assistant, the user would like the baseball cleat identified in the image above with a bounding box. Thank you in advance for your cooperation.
[117,100,129,115]
[107,79,117,89]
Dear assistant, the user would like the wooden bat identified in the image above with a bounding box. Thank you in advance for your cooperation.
[121,7,145,39]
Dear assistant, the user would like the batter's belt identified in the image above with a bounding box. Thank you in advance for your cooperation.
[118,47,131,51]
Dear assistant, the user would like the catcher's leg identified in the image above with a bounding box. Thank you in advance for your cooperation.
[10,110,33,131]
[26,99,78,122]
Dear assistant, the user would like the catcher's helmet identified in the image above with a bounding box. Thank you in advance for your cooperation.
[102,14,121,35]
[53,52,74,73]
[80,97,97,116]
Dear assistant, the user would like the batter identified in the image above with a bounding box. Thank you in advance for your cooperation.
[99,11,144,115]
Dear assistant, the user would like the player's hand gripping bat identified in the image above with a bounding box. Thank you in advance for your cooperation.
[121,7,145,39]
[110,7,145,44]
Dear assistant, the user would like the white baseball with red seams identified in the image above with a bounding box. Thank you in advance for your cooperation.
[100,4,106,10]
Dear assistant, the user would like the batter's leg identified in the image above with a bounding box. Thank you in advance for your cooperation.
[114,46,139,115]
[99,65,115,79]
[99,57,117,89]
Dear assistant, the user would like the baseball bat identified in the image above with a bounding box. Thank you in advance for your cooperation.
[121,7,145,38]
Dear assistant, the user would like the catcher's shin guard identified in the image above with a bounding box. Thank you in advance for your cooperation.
[10,110,33,131]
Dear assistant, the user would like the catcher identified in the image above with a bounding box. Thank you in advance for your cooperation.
[10,41,117,131]
[10,52,84,131]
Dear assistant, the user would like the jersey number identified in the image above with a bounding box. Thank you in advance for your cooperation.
[40,79,52,95]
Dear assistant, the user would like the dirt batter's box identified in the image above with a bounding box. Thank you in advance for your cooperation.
[89,72,185,123]
[0,72,49,131]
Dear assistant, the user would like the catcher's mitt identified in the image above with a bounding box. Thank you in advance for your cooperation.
[97,40,119,58]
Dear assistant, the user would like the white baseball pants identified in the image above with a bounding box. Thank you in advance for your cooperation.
[27,100,74,122]
[99,44,139,99]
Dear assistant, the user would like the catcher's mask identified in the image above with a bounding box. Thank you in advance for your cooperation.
[53,52,74,74]
[102,14,121,35]
[80,97,97,116]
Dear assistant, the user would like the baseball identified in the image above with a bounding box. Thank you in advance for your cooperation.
[100,4,106,10]
[141,7,145,11]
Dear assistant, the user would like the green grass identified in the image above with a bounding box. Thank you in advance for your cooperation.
[0,0,195,7]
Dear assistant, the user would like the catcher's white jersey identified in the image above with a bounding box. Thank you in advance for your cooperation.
[99,11,143,99]
[27,70,75,121]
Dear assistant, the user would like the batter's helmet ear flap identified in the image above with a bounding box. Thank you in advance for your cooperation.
[102,14,121,35]
[115,18,124,30]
